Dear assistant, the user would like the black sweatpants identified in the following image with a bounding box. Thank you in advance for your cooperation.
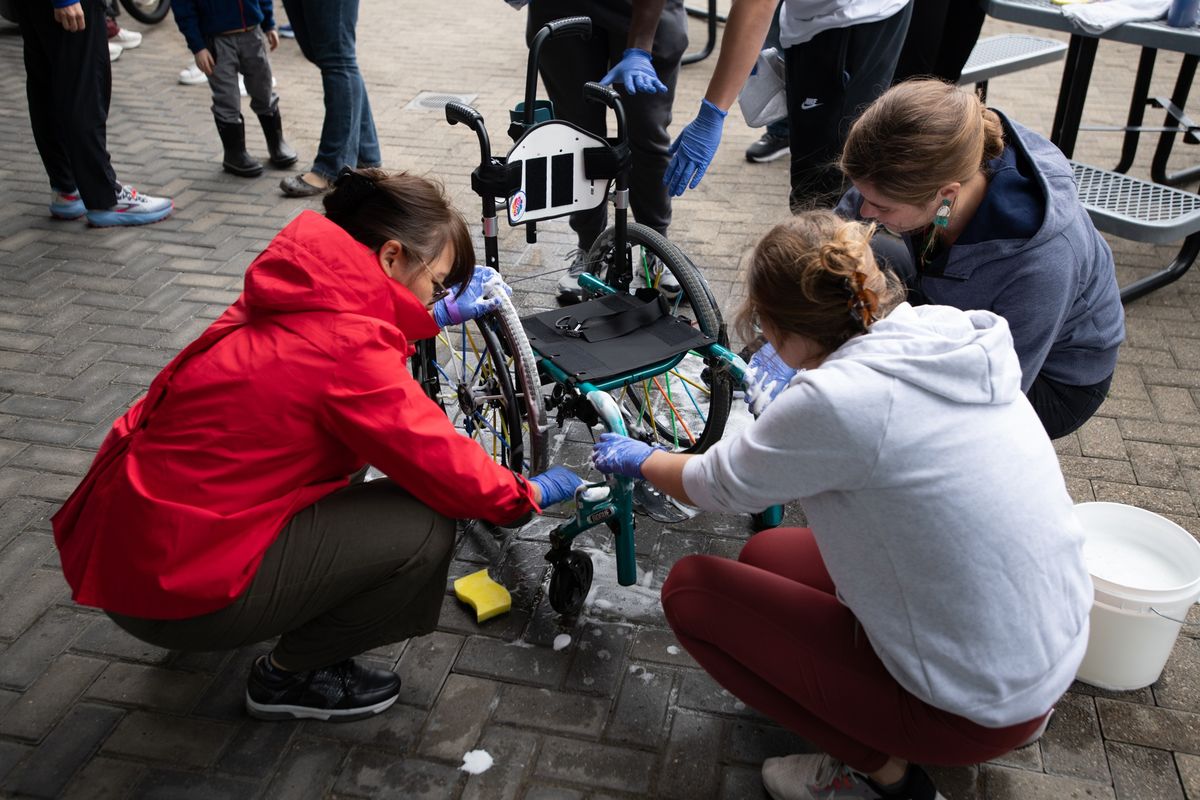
[526,0,688,249]
[18,0,119,210]
[892,0,987,84]
[108,480,457,672]
[784,3,913,209]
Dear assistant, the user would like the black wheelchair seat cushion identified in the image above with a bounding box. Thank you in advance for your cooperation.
[522,292,714,384]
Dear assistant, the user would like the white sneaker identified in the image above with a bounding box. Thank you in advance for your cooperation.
[632,252,682,299]
[179,64,207,85]
[85,185,174,228]
[761,754,946,800]
[108,42,122,62]
[110,28,142,48]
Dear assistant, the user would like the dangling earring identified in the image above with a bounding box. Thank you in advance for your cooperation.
[933,198,952,229]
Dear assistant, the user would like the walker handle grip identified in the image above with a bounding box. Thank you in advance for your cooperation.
[545,16,592,40]
[445,102,492,166]
[445,101,484,132]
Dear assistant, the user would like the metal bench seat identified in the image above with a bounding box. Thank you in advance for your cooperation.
[960,34,1069,100]
[1071,160,1200,301]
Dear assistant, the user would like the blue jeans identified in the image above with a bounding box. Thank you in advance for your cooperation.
[280,0,380,180]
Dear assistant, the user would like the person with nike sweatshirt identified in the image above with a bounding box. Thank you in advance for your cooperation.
[591,210,1091,800]
[663,0,912,209]
[836,79,1125,439]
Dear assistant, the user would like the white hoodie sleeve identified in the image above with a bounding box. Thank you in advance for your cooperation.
[682,368,888,513]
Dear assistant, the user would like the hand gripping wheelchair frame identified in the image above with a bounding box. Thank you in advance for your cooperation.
[414,17,757,616]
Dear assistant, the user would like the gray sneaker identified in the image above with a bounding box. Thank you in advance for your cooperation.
[633,252,681,300]
[556,248,590,306]
[762,754,944,800]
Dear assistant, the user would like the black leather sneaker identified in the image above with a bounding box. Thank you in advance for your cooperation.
[745,131,790,163]
[245,656,401,722]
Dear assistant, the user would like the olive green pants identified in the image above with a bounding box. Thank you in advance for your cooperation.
[109,480,456,671]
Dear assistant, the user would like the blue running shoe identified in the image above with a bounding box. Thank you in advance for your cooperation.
[49,190,85,220]
[86,185,174,228]
[279,23,295,38]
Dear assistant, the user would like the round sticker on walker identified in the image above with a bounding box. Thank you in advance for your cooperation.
[509,191,527,222]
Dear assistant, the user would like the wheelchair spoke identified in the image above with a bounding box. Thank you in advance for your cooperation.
[652,375,695,445]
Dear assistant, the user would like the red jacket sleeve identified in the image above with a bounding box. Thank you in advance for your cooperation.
[320,327,537,525]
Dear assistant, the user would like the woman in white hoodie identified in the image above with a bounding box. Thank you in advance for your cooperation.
[591,210,1092,800]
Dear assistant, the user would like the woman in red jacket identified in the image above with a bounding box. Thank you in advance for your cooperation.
[52,168,580,722]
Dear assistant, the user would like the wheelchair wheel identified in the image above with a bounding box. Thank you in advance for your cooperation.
[584,223,732,454]
[421,294,549,475]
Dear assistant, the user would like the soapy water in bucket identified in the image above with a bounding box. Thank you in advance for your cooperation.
[1084,527,1198,592]
[1074,502,1200,691]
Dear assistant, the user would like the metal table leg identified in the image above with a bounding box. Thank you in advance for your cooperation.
[1120,232,1200,303]
[1151,53,1200,186]
[682,0,721,65]
[1114,47,1158,173]
[1051,34,1099,158]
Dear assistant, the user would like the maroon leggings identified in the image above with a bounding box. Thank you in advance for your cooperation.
[661,527,1047,773]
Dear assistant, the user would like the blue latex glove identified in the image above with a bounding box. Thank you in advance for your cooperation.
[529,466,584,508]
[744,341,797,415]
[432,265,513,328]
[664,99,727,197]
[601,48,667,95]
[591,432,666,479]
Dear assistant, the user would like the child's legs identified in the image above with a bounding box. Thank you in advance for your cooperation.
[662,540,1043,774]
[236,30,279,117]
[207,35,243,124]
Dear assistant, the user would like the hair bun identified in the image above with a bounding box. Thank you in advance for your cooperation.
[325,167,378,218]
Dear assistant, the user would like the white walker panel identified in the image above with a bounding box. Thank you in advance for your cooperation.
[505,121,611,225]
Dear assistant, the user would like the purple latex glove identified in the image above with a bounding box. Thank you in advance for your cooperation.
[601,48,667,95]
[744,341,797,415]
[432,265,512,328]
[591,432,667,479]
[529,466,584,508]
[664,99,727,197]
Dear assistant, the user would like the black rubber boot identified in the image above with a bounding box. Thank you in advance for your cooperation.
[216,117,263,177]
[257,111,299,168]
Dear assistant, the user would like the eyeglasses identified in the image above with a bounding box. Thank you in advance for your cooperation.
[415,255,450,308]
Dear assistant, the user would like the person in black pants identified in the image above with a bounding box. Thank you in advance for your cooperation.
[891,0,987,85]
[664,0,913,211]
[19,0,173,227]
[525,0,687,305]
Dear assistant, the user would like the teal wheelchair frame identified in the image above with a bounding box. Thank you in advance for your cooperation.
[423,17,773,615]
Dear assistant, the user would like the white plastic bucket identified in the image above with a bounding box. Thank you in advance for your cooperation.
[1074,502,1200,691]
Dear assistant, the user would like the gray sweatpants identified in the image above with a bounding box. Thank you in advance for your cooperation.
[207,28,279,124]
[108,480,457,671]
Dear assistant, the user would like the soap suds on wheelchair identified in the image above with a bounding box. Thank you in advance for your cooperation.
[579,546,661,624]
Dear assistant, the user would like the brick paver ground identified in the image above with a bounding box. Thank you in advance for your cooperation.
[1,2,1199,798]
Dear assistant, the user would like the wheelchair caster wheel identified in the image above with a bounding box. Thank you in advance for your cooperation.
[548,550,593,616]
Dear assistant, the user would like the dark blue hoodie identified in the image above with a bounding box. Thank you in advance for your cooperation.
[837,111,1125,390]
[172,0,275,55]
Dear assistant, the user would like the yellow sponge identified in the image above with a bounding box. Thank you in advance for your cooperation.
[453,569,512,623]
